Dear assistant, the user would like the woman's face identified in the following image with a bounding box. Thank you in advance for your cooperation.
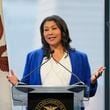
[43,20,62,48]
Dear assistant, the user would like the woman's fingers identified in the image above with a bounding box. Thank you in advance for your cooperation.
[7,70,18,85]
[91,66,105,84]
[96,66,106,77]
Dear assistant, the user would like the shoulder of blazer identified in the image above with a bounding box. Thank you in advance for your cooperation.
[68,48,87,58]
[27,48,44,57]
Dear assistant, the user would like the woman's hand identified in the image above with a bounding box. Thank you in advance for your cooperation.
[7,70,19,86]
[91,66,106,84]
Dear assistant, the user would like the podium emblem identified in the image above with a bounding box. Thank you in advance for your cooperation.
[35,98,67,110]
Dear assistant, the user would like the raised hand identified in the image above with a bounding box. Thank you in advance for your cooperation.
[91,66,106,84]
[7,70,19,85]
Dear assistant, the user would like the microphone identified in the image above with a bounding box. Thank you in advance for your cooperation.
[18,50,54,85]
[51,51,85,86]
[51,52,89,94]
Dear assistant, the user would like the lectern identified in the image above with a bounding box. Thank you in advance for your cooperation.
[12,84,87,110]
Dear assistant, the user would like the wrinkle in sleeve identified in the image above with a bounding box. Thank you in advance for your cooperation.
[21,53,31,84]
[83,54,98,97]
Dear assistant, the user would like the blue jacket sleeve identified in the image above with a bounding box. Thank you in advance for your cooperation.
[82,54,97,97]
[21,53,31,84]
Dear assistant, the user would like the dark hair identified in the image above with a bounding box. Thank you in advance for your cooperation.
[40,15,72,58]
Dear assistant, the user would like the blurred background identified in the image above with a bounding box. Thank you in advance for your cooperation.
[3,0,105,110]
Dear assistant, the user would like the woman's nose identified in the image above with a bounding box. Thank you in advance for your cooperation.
[48,29,53,34]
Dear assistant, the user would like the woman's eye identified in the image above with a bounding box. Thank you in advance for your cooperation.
[44,29,49,31]
[52,27,57,30]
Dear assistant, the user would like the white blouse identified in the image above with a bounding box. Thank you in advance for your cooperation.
[40,53,72,87]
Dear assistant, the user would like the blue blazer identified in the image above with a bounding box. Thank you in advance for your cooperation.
[21,48,97,97]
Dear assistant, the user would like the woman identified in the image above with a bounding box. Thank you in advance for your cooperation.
[7,15,105,109]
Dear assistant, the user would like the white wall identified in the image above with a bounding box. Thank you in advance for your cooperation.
[3,0,105,110]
